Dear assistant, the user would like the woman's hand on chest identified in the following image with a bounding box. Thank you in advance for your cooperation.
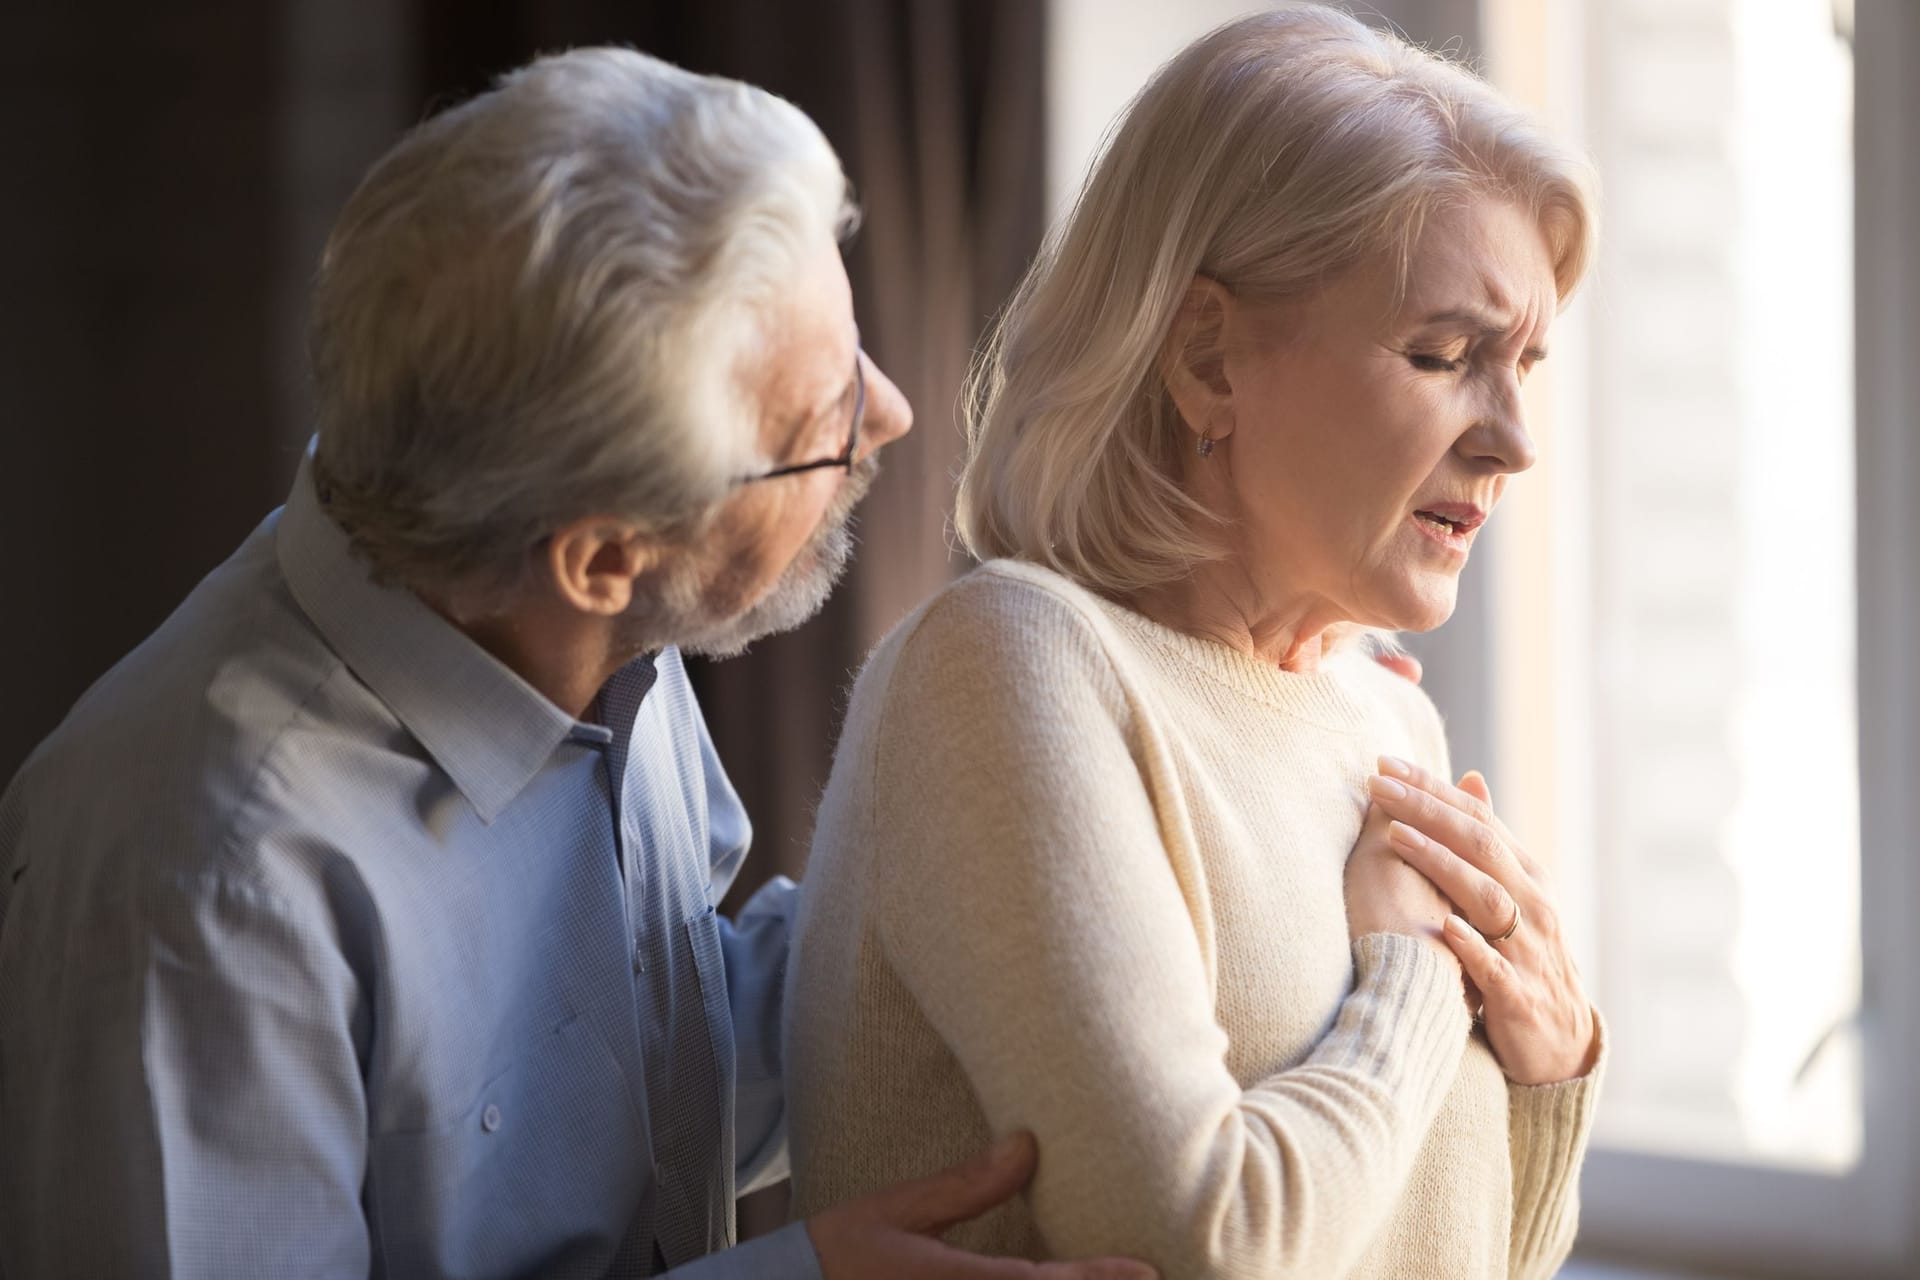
[1363,758,1601,1085]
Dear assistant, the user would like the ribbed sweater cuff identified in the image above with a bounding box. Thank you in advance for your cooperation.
[1507,1010,1608,1275]
[1308,933,1472,1129]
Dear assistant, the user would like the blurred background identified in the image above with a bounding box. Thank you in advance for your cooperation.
[2,1,1914,1276]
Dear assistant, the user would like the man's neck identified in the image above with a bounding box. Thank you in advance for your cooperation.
[425,594,633,722]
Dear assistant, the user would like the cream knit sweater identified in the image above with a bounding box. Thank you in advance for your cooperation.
[786,560,1601,1279]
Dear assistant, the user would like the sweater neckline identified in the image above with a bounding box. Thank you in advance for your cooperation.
[1025,570,1381,734]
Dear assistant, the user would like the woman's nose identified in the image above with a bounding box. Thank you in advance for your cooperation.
[1458,382,1537,475]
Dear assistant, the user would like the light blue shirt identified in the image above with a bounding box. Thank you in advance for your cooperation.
[0,457,823,1279]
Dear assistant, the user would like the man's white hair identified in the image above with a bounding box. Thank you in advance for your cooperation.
[308,47,854,599]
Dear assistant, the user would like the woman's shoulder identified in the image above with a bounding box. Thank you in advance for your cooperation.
[933,556,1117,626]
[848,558,1135,730]
[879,557,1126,667]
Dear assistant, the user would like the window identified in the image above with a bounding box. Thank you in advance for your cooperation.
[1493,0,1860,1171]
[1466,0,1919,1272]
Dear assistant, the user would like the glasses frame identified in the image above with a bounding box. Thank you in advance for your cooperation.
[736,351,867,484]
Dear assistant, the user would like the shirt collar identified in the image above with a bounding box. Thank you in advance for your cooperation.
[276,448,623,823]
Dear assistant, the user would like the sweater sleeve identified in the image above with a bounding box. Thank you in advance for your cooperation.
[1507,1011,1608,1279]
[867,576,1472,1279]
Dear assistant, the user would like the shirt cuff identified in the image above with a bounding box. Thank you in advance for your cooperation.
[660,1221,823,1280]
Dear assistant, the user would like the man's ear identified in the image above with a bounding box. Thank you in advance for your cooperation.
[1159,275,1239,448]
[543,518,659,617]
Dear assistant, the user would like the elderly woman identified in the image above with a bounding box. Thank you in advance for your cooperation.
[787,7,1604,1279]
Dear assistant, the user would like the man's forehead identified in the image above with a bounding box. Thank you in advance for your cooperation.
[749,323,858,458]
[756,247,856,402]
[759,322,856,406]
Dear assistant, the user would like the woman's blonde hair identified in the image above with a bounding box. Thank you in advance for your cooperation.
[956,4,1597,595]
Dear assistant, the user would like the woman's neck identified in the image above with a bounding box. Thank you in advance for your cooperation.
[1125,561,1346,673]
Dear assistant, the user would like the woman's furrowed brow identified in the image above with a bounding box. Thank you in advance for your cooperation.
[1412,306,1550,359]
[1414,306,1511,335]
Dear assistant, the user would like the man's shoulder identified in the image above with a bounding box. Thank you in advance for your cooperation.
[1,516,401,891]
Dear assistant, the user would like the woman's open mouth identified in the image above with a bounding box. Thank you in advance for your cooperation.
[1410,504,1487,550]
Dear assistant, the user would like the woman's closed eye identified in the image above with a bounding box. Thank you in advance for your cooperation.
[1407,347,1547,382]
[1407,351,1466,374]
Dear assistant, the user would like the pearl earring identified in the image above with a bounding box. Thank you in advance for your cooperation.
[1197,433,1216,459]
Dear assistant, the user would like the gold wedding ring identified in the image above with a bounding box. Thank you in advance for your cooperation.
[1492,900,1522,944]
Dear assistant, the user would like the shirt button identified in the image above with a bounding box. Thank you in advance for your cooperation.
[633,938,646,974]
[481,1104,502,1134]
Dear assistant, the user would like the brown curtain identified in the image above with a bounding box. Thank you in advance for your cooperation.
[681,0,1048,908]
[414,0,1049,905]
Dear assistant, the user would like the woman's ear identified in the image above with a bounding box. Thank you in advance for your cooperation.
[1159,275,1239,446]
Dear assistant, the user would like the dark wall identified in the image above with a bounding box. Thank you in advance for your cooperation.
[3,3,293,777]
[1,0,417,780]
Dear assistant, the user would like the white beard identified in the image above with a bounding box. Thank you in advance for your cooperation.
[677,497,859,658]
[629,456,876,660]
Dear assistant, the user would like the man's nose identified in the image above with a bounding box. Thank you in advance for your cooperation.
[860,354,914,452]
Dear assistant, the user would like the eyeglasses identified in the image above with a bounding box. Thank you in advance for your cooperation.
[736,351,867,484]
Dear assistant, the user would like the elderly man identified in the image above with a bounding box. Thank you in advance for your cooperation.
[0,49,1155,1280]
